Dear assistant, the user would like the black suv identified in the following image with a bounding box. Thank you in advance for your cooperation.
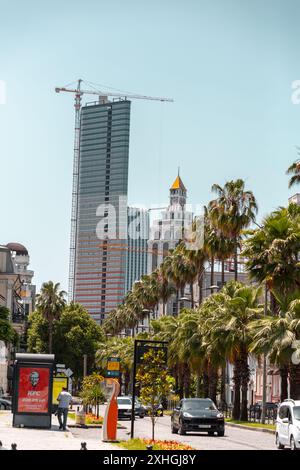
[171,398,225,436]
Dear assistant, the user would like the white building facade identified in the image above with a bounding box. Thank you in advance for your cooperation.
[147,174,193,315]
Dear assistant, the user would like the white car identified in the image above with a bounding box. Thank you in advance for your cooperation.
[276,399,300,450]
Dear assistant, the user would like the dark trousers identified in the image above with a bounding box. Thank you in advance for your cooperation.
[57,407,68,429]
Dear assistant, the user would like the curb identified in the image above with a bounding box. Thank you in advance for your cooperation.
[68,424,127,430]
[226,422,275,435]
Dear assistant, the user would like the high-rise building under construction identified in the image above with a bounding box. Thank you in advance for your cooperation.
[73,99,131,322]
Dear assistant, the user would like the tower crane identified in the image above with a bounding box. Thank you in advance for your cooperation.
[55,79,173,301]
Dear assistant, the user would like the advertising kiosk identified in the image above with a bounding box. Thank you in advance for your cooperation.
[12,353,55,428]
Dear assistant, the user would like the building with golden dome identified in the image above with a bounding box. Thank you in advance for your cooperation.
[147,173,193,315]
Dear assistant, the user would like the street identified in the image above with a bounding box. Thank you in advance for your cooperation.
[71,406,276,451]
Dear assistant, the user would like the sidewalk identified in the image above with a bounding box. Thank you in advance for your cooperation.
[0,411,121,450]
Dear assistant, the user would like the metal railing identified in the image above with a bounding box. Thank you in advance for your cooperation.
[220,403,277,424]
[167,400,277,424]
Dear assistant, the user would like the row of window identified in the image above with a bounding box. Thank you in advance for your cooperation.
[79,149,128,159]
[80,143,129,152]
[81,125,130,136]
[80,167,129,176]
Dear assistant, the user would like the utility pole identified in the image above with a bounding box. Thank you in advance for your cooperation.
[261,283,268,424]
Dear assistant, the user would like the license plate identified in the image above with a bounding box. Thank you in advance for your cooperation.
[199,424,211,428]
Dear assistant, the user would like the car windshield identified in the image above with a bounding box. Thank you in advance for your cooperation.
[118,398,132,405]
[182,400,216,411]
[293,406,300,420]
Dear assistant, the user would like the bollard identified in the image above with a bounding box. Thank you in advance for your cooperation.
[146,445,153,450]
[11,443,17,450]
[80,442,87,450]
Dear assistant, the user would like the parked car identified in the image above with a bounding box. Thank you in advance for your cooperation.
[250,401,278,416]
[276,399,300,450]
[117,396,145,419]
[171,398,225,436]
[0,398,12,410]
[134,398,146,418]
[143,402,164,417]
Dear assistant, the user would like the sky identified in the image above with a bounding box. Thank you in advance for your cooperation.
[1,0,300,292]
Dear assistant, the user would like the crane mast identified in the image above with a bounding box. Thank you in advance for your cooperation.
[55,79,173,301]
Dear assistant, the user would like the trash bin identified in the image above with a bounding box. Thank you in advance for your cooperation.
[75,407,86,426]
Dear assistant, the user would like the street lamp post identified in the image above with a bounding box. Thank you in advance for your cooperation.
[180,285,220,307]
[261,283,268,424]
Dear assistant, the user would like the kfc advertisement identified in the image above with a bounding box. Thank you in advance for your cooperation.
[17,367,50,413]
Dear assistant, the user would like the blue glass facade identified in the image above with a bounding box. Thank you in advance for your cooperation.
[74,99,130,322]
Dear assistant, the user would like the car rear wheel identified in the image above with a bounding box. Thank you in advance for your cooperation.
[217,430,225,437]
[276,433,284,450]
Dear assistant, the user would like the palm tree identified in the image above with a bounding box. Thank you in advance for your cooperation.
[204,214,220,294]
[186,246,207,305]
[156,266,175,315]
[286,155,300,188]
[250,291,300,400]
[209,179,258,280]
[203,281,263,420]
[152,314,191,398]
[243,205,300,300]
[173,308,205,397]
[36,281,66,354]
[163,246,189,315]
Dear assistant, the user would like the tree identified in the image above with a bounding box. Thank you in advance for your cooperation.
[27,310,49,353]
[0,306,18,345]
[202,281,263,420]
[173,308,204,398]
[136,348,173,440]
[152,314,192,399]
[286,154,300,188]
[36,281,66,353]
[250,291,300,400]
[80,373,105,418]
[209,179,258,280]
[27,303,103,383]
[243,204,300,300]
[153,267,175,316]
[53,303,104,381]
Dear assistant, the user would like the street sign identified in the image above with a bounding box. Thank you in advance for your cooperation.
[64,368,73,377]
[56,364,65,368]
[106,357,120,378]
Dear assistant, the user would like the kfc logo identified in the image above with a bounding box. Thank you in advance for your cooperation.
[29,371,40,387]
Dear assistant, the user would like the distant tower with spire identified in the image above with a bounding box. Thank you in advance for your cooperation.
[169,169,187,208]
[147,172,193,314]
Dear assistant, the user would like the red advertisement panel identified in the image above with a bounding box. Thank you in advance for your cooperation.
[17,367,50,413]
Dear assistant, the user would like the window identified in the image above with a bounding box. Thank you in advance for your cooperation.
[293,406,300,420]
[279,406,288,419]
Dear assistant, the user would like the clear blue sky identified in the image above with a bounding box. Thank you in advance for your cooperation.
[1,0,300,291]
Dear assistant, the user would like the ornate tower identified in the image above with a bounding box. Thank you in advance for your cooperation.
[169,173,187,209]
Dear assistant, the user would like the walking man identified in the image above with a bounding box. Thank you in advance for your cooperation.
[57,387,72,431]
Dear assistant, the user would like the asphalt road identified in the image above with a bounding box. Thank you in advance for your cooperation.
[71,407,276,450]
